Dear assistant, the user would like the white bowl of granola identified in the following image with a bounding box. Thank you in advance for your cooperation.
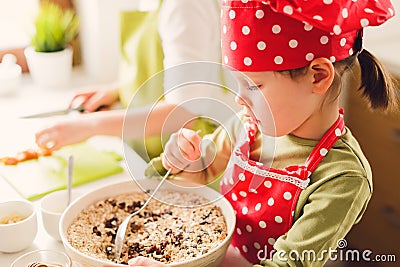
[60,179,235,267]
[0,200,38,253]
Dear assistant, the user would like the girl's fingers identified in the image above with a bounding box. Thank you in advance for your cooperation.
[161,156,178,174]
[161,129,203,173]
[176,134,198,160]
[162,149,188,174]
[179,129,202,160]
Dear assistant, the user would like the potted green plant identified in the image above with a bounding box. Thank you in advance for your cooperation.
[24,2,79,88]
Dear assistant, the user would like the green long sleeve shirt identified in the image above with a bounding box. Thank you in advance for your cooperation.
[146,114,372,267]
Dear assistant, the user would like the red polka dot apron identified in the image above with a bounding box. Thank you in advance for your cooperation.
[220,109,345,263]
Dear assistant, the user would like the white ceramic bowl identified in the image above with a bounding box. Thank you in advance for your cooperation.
[0,200,37,253]
[41,190,81,241]
[60,179,235,267]
[11,249,72,267]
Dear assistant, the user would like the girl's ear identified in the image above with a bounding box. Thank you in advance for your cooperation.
[308,58,334,94]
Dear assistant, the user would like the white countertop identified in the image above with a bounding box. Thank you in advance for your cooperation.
[0,69,148,266]
[0,172,133,266]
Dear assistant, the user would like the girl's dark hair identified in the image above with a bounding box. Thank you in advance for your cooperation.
[357,49,398,110]
[280,50,399,111]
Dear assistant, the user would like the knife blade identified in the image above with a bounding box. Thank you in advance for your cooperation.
[20,106,84,119]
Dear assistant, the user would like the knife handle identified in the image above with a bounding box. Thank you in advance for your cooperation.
[70,92,110,113]
[75,104,109,113]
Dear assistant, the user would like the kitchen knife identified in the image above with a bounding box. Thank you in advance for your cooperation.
[20,92,109,119]
[20,104,110,119]
[20,106,85,119]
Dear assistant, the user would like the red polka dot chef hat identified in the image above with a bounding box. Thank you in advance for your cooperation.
[221,0,395,71]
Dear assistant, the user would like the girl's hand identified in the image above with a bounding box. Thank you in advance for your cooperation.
[162,128,202,174]
[70,87,119,112]
[103,257,167,267]
[128,256,168,267]
[106,247,251,267]
[35,117,95,151]
[219,245,253,267]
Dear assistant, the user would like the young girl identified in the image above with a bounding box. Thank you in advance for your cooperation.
[129,0,397,266]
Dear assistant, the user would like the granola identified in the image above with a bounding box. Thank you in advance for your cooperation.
[67,191,227,265]
[0,214,26,224]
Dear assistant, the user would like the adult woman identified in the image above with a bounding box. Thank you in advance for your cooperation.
[36,0,237,160]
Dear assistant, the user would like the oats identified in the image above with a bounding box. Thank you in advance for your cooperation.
[67,191,227,265]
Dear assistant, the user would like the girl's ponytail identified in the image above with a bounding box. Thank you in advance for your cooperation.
[357,49,398,111]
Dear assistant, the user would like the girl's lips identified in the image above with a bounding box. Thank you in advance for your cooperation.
[244,113,254,119]
[243,108,260,123]
[244,113,260,124]
[243,109,254,118]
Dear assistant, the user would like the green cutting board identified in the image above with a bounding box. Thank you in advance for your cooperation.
[0,142,123,200]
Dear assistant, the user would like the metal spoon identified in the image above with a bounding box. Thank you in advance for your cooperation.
[67,155,73,206]
[114,168,172,260]
[114,130,202,260]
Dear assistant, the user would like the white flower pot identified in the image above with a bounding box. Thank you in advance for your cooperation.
[24,46,73,88]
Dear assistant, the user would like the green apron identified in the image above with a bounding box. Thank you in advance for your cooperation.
[119,2,221,184]
[119,5,165,161]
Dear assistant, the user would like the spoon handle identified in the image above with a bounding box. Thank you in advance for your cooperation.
[114,168,172,260]
[134,168,171,216]
[67,155,73,206]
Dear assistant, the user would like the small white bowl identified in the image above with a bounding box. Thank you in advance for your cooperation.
[11,249,72,267]
[0,200,37,253]
[41,190,80,241]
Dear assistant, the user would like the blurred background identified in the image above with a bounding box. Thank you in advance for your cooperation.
[0,0,399,266]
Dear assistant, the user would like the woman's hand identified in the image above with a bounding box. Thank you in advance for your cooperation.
[70,87,119,112]
[162,128,202,174]
[35,116,96,151]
